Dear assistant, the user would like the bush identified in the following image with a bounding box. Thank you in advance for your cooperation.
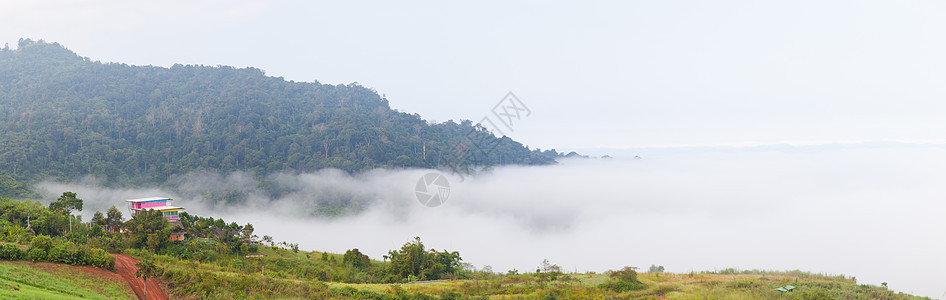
[600,266,647,292]
[90,248,115,271]
[49,241,78,264]
[0,243,24,260]
[16,233,34,245]
[28,247,47,262]
[31,235,52,252]
[73,247,91,266]
[343,248,371,269]
[600,279,647,292]
[3,226,33,244]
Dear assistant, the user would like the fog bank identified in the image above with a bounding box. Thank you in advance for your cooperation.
[39,144,946,298]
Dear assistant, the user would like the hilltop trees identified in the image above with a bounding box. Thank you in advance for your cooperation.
[0,40,560,188]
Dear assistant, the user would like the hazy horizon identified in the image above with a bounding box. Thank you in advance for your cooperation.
[38,143,946,298]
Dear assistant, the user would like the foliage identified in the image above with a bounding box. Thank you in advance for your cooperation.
[91,210,105,227]
[648,264,665,273]
[0,198,68,236]
[48,191,82,215]
[343,248,371,269]
[123,209,173,252]
[27,247,46,263]
[600,266,646,292]
[135,258,163,300]
[0,243,24,260]
[105,205,123,232]
[30,234,52,252]
[0,39,560,188]
[0,173,34,199]
[536,259,565,282]
[383,237,462,282]
[135,259,162,281]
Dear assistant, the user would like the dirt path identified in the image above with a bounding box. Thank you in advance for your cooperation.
[112,254,169,300]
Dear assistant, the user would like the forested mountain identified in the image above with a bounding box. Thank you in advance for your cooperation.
[0,39,559,191]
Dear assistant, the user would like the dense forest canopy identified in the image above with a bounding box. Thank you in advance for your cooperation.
[0,39,562,193]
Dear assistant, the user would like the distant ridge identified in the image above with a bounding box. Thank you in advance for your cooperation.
[0,39,562,186]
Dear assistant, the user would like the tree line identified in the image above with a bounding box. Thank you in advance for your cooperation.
[0,39,564,193]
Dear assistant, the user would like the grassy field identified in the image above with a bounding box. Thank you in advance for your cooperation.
[0,242,931,300]
[121,245,931,300]
[0,248,934,299]
[319,271,930,299]
[0,261,134,299]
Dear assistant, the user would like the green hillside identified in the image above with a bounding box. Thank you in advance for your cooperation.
[0,261,133,299]
[0,195,931,299]
[0,39,559,191]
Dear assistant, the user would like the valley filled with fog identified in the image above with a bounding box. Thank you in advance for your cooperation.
[41,143,946,298]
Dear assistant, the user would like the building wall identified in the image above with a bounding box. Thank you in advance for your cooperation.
[160,209,181,220]
[141,200,168,209]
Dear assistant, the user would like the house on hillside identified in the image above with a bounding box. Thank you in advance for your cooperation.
[126,197,184,220]
[125,197,187,241]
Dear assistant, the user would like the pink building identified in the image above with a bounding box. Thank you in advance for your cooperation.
[126,197,187,241]
[125,197,185,221]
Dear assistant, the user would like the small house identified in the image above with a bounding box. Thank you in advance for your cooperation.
[125,197,187,241]
[126,197,185,221]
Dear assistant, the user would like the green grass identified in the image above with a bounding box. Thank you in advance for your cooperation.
[0,261,134,299]
[125,245,936,300]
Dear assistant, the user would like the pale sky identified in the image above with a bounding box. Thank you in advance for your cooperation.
[3,1,946,150]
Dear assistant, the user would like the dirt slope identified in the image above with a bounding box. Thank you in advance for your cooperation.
[113,254,169,300]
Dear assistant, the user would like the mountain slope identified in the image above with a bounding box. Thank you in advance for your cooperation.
[0,39,558,186]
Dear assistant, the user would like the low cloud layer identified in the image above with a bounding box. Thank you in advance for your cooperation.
[38,145,946,298]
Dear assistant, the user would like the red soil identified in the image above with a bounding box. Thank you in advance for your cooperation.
[112,254,169,300]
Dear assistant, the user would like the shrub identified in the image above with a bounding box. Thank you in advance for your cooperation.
[600,266,647,292]
[28,247,47,262]
[600,279,647,292]
[609,266,640,282]
[90,248,115,271]
[343,248,371,269]
[16,232,34,245]
[49,241,78,264]
[73,247,91,265]
[0,243,24,260]
[31,235,53,252]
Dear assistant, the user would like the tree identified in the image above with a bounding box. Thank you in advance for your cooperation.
[600,266,646,292]
[49,192,82,215]
[537,259,563,281]
[91,211,105,226]
[343,248,371,268]
[648,264,665,274]
[384,237,462,281]
[124,209,172,251]
[262,235,274,246]
[135,259,162,300]
[241,223,255,243]
[105,205,123,232]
